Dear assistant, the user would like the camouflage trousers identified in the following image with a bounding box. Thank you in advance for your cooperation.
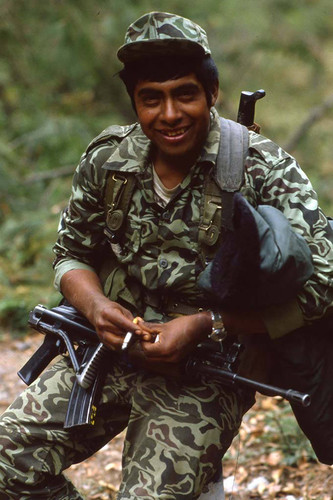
[0,356,254,499]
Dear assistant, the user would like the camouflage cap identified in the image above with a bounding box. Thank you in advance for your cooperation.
[117,12,211,64]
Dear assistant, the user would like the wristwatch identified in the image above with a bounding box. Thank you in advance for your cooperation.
[209,310,227,342]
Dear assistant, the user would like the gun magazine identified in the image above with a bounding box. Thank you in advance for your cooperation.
[64,374,103,429]
[64,344,107,429]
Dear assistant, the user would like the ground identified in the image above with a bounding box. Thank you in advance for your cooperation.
[0,332,332,499]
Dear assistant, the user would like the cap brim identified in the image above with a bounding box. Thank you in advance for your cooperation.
[117,38,207,64]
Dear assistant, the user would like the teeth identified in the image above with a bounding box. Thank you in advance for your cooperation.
[163,127,187,137]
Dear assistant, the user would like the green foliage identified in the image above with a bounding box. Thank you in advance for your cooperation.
[0,207,62,332]
[226,399,317,466]
[1,0,333,332]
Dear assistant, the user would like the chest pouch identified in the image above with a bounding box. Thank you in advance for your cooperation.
[104,172,136,244]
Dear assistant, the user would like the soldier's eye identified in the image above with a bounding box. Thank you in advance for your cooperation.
[175,85,199,102]
[178,91,195,101]
[143,96,160,106]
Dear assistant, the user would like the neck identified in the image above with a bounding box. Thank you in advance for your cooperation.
[152,149,200,188]
[152,156,192,188]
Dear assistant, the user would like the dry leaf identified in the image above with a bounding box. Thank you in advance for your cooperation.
[105,462,122,472]
[271,468,283,484]
[267,450,283,466]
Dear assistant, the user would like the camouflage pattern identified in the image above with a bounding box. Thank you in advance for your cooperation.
[53,108,333,331]
[117,12,211,63]
[0,356,253,498]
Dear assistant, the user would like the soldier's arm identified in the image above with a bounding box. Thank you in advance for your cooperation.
[243,134,333,338]
[52,132,137,348]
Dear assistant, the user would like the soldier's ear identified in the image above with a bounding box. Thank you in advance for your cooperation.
[210,82,219,107]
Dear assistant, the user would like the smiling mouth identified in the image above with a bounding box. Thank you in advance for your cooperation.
[159,126,190,138]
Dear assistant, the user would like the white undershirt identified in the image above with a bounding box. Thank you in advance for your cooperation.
[152,165,180,208]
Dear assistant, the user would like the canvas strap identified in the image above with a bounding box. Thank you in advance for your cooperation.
[198,118,249,263]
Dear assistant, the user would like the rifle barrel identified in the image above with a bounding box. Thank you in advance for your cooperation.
[187,359,311,407]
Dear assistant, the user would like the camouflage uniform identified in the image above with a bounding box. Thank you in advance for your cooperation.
[1,108,333,499]
[1,11,333,500]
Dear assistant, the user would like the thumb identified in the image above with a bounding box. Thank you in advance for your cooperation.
[140,335,162,357]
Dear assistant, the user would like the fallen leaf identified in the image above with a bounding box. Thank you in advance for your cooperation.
[267,450,283,466]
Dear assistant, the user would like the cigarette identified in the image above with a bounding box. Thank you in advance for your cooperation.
[121,331,133,351]
[121,317,142,351]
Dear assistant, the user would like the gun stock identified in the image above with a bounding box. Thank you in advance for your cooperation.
[18,304,105,429]
[237,89,266,129]
[18,303,99,384]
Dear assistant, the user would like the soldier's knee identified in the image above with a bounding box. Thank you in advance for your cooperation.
[0,421,82,499]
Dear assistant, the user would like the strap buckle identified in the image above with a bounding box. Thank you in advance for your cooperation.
[110,173,128,209]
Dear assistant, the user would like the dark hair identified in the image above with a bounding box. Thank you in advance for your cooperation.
[119,55,219,111]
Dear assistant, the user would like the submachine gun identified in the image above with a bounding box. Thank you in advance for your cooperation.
[17,89,311,429]
[19,302,310,430]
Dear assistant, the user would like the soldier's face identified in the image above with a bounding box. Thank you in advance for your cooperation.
[134,73,218,166]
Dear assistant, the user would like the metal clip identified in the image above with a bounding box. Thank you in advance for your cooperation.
[208,200,223,209]
[110,173,128,209]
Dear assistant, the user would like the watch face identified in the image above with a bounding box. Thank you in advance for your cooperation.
[210,311,227,342]
[210,328,227,342]
[214,318,224,330]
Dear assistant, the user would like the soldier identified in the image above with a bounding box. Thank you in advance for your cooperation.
[1,11,333,500]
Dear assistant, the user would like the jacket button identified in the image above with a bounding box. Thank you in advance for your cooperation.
[159,258,168,269]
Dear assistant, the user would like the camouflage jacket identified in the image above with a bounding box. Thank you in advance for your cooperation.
[53,109,333,338]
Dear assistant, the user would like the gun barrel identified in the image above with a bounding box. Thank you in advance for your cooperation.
[285,389,311,407]
[187,358,311,407]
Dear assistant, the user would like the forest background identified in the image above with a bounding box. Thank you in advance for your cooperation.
[1,1,333,495]
[1,0,333,332]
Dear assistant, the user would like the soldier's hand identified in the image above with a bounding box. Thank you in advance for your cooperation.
[60,269,140,351]
[135,312,211,363]
[91,297,137,351]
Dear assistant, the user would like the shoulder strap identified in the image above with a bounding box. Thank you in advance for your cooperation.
[216,117,249,192]
[103,119,249,255]
[218,117,249,231]
[198,118,249,262]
